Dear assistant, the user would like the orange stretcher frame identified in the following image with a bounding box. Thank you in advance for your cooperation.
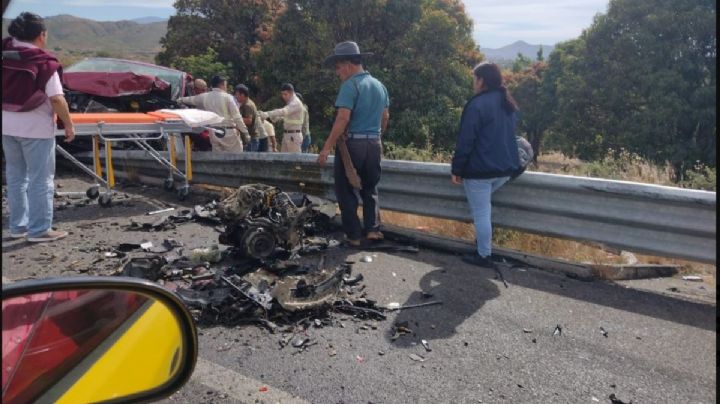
[55,112,195,205]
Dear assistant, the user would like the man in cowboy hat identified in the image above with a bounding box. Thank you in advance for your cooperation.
[317,41,390,247]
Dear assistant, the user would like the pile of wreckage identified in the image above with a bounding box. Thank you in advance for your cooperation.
[108,184,418,330]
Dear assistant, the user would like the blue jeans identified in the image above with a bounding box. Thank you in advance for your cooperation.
[249,138,269,152]
[301,133,311,153]
[2,135,56,237]
[463,176,510,257]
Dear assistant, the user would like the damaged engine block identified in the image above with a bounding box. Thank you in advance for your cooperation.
[217,184,315,259]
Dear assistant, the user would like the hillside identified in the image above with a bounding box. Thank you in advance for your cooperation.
[1,14,167,64]
[481,40,554,65]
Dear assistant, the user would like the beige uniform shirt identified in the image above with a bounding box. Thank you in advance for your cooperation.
[267,94,304,152]
[266,94,304,132]
[178,88,250,152]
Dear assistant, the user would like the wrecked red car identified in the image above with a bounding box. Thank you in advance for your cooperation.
[61,58,212,151]
[62,58,193,113]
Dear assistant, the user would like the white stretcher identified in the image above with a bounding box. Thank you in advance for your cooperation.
[54,110,223,206]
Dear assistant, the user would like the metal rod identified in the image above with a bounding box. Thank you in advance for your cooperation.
[56,145,108,187]
[385,301,443,311]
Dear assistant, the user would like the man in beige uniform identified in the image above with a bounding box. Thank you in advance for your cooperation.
[177,75,249,153]
[258,83,304,153]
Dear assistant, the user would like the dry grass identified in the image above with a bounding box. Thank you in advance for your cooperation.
[532,150,678,186]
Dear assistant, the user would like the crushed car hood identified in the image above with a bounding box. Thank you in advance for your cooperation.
[63,71,171,98]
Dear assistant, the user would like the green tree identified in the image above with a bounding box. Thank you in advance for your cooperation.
[511,52,532,73]
[157,0,283,86]
[171,47,232,83]
[254,0,482,149]
[544,0,716,177]
[506,62,553,160]
[536,46,544,61]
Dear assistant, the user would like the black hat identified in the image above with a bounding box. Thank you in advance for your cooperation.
[323,41,373,67]
[281,83,294,92]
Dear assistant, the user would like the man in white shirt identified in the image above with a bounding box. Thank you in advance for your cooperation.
[177,75,250,152]
[2,12,75,243]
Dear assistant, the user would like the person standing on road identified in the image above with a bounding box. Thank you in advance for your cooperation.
[296,92,311,152]
[234,84,268,152]
[451,62,520,268]
[258,83,304,153]
[177,75,250,153]
[317,41,389,247]
[2,12,75,243]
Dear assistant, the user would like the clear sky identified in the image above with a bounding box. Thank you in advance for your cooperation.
[4,0,609,49]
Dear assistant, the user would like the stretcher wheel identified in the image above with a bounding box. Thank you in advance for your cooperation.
[177,186,189,201]
[99,193,112,207]
[86,186,100,200]
[163,178,175,191]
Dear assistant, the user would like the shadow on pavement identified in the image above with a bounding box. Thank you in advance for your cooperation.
[389,256,501,347]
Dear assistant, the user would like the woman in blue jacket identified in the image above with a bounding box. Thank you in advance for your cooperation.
[451,62,520,267]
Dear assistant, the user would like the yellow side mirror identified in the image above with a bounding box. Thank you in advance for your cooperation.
[2,277,198,404]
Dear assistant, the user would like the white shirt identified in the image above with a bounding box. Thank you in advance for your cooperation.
[177,88,250,153]
[266,94,304,131]
[2,39,64,139]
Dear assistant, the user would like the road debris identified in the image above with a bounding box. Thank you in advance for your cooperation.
[383,300,442,311]
[360,255,373,263]
[390,321,413,341]
[608,393,633,404]
[148,207,175,215]
[421,339,431,352]
[600,327,608,338]
[552,324,563,336]
[681,275,703,282]
[408,353,426,362]
[522,328,533,333]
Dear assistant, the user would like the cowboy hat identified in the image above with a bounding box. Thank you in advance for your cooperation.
[323,41,373,67]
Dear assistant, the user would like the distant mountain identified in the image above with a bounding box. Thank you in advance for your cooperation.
[481,40,555,64]
[2,14,167,64]
[131,16,168,24]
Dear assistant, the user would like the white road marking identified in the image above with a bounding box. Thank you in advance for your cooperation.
[191,357,310,403]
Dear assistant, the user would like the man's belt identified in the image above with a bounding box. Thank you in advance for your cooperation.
[347,133,379,139]
[284,129,302,134]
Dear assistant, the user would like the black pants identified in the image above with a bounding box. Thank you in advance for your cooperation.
[334,138,382,240]
[258,138,269,152]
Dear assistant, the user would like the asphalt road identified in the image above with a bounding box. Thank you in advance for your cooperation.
[2,174,716,404]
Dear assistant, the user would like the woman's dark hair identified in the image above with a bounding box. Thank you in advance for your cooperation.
[8,12,46,42]
[473,62,519,113]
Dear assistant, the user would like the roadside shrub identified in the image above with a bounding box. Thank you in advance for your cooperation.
[679,162,716,191]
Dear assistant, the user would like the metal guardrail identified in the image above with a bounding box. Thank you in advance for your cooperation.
[76,150,717,263]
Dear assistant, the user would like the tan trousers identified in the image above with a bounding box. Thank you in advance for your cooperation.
[281,132,303,153]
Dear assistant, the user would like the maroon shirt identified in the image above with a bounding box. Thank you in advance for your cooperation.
[2,37,62,112]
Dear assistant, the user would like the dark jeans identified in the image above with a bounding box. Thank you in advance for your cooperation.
[249,138,269,152]
[334,138,382,240]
